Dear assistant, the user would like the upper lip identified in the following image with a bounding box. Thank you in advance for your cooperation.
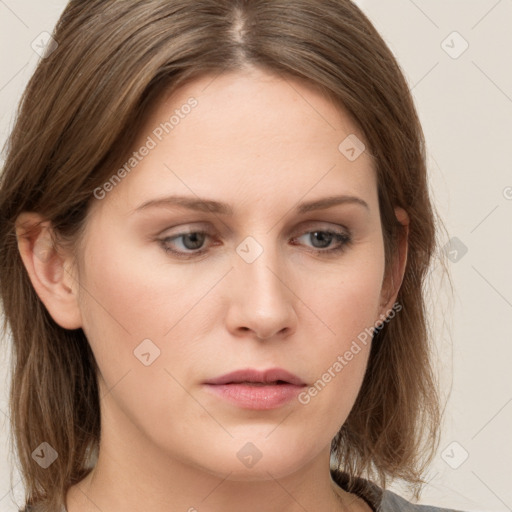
[204,368,306,386]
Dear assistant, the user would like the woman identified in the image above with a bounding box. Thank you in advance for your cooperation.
[0,1,460,511]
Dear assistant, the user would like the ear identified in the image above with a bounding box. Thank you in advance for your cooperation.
[15,212,83,330]
[378,207,409,317]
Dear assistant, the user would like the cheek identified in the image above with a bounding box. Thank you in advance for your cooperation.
[292,247,385,423]
[305,246,385,346]
[76,230,225,397]
[78,230,202,337]
[76,234,167,383]
[76,236,209,441]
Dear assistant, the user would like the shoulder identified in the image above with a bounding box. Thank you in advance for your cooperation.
[330,468,464,512]
[381,488,464,512]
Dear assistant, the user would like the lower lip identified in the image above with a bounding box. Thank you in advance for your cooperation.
[203,383,305,410]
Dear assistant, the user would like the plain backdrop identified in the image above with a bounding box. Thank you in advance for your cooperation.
[1,1,511,511]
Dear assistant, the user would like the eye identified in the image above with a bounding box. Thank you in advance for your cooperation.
[159,230,212,258]
[158,226,352,260]
[292,229,352,255]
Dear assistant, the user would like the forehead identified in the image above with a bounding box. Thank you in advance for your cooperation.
[150,67,367,154]
[91,67,377,218]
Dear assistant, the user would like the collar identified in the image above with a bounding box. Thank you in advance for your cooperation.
[330,468,383,511]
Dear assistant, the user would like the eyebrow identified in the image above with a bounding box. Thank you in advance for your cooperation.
[133,194,369,215]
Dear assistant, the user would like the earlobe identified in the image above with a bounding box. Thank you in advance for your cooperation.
[15,212,83,330]
[379,207,409,316]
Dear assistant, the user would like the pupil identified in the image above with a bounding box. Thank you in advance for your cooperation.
[311,231,332,248]
[184,233,205,250]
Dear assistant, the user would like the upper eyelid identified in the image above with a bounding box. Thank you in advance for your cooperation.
[159,219,350,236]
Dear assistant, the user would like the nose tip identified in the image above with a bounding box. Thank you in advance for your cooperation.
[225,256,297,341]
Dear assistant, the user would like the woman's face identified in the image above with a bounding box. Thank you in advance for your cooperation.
[73,67,400,480]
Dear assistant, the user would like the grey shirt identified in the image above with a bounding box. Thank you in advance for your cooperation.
[331,469,463,512]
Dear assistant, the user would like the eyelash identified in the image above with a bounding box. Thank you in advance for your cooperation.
[158,227,352,260]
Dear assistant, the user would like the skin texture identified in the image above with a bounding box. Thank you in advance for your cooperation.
[16,66,408,512]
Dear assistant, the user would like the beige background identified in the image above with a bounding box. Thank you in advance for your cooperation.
[1,1,511,510]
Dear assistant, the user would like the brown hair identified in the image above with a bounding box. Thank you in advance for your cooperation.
[0,0,444,510]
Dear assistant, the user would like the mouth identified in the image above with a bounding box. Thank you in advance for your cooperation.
[203,367,306,386]
[228,381,289,386]
[202,368,307,410]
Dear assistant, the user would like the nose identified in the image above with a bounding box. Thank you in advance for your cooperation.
[224,243,297,341]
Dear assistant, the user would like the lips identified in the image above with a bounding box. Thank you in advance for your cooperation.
[203,368,306,386]
[202,368,307,410]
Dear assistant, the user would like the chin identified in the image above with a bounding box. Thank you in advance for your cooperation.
[189,439,318,482]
